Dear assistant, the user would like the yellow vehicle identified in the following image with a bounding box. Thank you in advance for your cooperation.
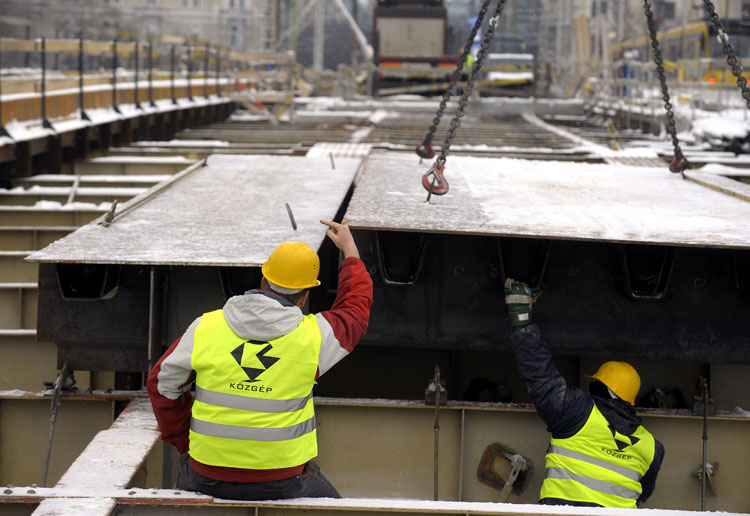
[612,20,750,84]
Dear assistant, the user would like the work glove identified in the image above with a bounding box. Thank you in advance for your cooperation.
[504,278,535,327]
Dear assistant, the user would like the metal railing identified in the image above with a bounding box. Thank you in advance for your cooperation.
[0,36,296,130]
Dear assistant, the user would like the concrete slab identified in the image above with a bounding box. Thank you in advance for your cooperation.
[344,150,750,249]
[27,154,361,266]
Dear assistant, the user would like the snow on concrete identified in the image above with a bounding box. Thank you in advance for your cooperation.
[131,139,230,147]
[0,185,147,197]
[345,150,750,249]
[486,71,534,81]
[54,398,159,491]
[307,142,372,159]
[32,497,116,516]
[699,163,750,177]
[86,155,195,164]
[27,154,361,266]
[14,174,172,184]
[31,200,113,210]
[218,496,748,515]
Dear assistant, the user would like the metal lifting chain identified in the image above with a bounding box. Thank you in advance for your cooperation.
[423,0,508,199]
[702,0,750,109]
[643,0,689,176]
[416,0,493,160]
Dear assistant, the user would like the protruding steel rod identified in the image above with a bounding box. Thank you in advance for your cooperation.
[433,366,440,501]
[701,377,709,511]
[134,40,140,109]
[148,41,156,108]
[170,45,177,105]
[43,361,69,487]
[112,39,120,113]
[285,202,297,230]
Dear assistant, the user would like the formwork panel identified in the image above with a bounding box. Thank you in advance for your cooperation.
[345,151,750,249]
[28,155,362,266]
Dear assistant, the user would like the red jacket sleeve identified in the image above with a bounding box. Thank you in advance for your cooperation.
[146,334,196,454]
[315,256,373,377]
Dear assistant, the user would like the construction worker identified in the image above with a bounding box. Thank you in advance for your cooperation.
[147,219,373,500]
[503,278,664,508]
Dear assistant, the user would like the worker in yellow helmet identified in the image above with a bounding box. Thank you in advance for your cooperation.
[503,279,664,508]
[147,219,373,500]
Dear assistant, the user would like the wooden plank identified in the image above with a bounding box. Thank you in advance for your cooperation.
[82,41,113,55]
[344,151,750,249]
[0,38,36,52]
[44,39,82,54]
[27,155,361,266]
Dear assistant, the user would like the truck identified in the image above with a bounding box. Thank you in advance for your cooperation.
[372,0,458,94]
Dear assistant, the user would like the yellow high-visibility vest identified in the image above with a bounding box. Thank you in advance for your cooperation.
[189,309,321,469]
[540,404,655,507]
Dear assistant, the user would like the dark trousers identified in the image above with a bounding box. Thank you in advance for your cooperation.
[176,458,341,500]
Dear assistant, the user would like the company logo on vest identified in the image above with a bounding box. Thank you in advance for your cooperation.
[231,339,280,382]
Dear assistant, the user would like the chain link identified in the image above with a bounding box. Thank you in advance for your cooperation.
[436,0,508,169]
[643,0,688,174]
[420,0,493,151]
[702,0,750,109]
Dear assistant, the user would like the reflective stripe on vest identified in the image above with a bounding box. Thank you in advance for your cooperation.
[195,385,313,413]
[546,467,639,501]
[541,404,655,508]
[189,309,322,469]
[191,415,316,441]
[548,445,643,482]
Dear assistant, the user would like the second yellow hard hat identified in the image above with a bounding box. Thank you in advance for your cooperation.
[588,361,641,405]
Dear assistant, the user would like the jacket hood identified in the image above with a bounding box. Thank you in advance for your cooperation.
[592,395,642,435]
[222,290,303,341]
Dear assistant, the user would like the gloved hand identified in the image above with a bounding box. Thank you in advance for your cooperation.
[504,278,535,327]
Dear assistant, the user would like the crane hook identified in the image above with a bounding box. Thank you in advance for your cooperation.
[422,162,449,199]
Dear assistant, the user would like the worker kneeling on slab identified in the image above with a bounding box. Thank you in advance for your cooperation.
[147,220,373,500]
[504,279,664,508]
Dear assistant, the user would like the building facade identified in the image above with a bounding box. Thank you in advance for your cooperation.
[0,0,276,52]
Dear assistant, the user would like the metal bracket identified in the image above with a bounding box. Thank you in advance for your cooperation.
[55,263,122,300]
[0,124,13,140]
[375,231,428,286]
[694,462,719,497]
[620,244,676,300]
[735,251,750,302]
[497,237,551,291]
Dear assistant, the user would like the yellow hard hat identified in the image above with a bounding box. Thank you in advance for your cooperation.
[261,241,321,290]
[588,361,641,405]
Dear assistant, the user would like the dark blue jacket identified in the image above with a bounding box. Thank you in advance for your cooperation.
[510,324,664,507]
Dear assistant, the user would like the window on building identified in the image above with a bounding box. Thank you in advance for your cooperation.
[194,0,200,6]
[231,25,238,46]
[145,0,157,5]
[229,0,234,7]
[182,0,189,6]
[239,0,244,7]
